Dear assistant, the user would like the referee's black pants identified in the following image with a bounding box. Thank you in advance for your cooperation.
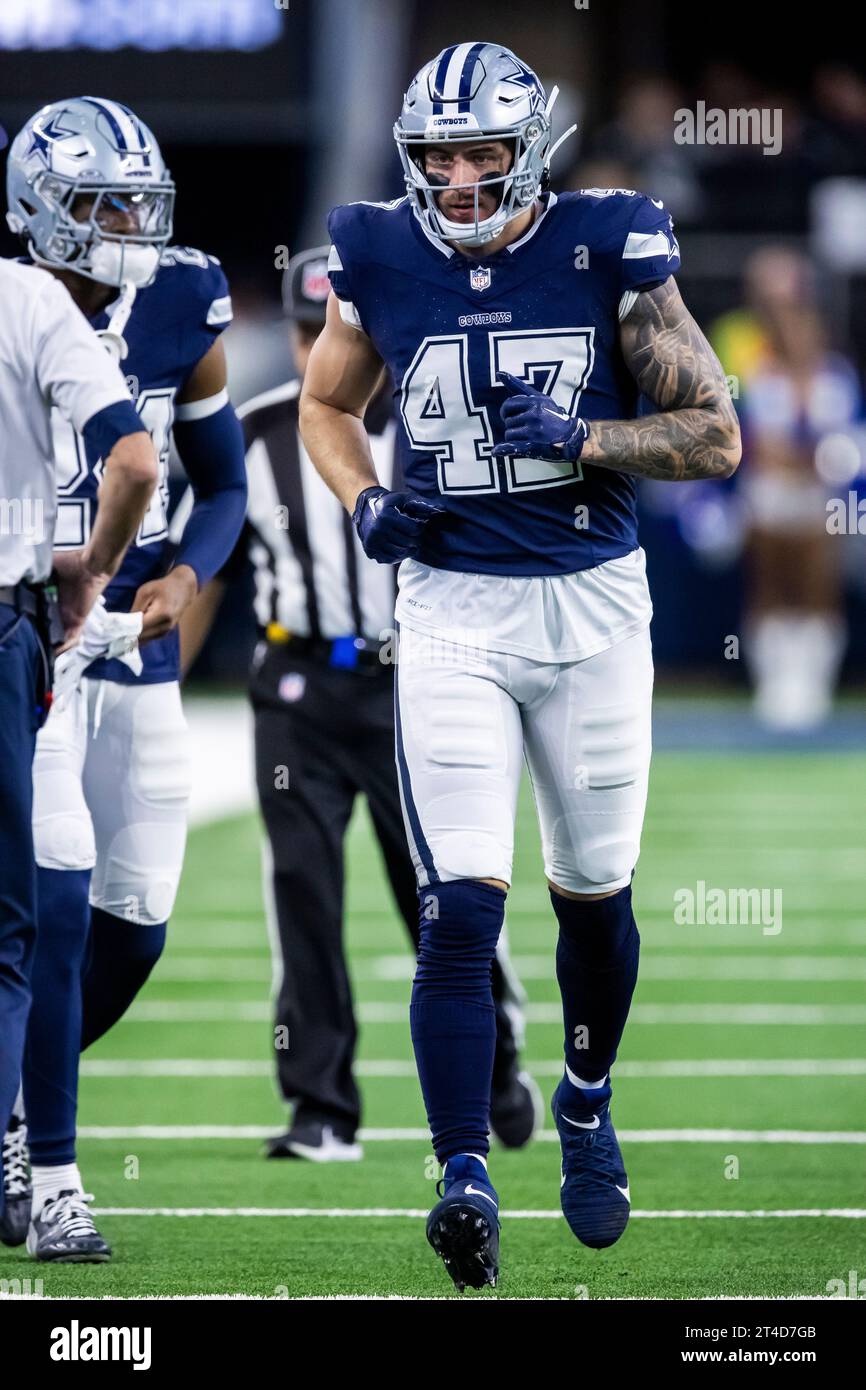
[250,646,523,1141]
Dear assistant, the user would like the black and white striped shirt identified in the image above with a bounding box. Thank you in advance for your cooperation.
[234,379,400,641]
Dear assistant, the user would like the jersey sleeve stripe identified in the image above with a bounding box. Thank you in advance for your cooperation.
[618,290,639,322]
[206,295,233,326]
[337,298,366,332]
[622,230,677,261]
[175,386,229,422]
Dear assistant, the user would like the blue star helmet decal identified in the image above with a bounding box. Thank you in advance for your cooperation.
[499,55,544,111]
[26,111,75,167]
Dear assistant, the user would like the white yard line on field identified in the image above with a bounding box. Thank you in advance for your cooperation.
[79,1057,866,1079]
[86,1206,866,1220]
[121,1001,866,1025]
[364,953,866,982]
[77,1125,866,1143]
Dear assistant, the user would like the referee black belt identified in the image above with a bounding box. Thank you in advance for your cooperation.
[265,627,390,674]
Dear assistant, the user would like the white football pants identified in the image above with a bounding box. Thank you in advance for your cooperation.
[395,624,654,894]
[32,678,191,925]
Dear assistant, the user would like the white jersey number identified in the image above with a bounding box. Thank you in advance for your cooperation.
[54,387,175,550]
[400,328,595,496]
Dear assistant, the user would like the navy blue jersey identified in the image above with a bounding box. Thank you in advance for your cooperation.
[328,189,680,576]
[51,247,232,681]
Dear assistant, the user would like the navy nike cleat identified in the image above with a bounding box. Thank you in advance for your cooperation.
[426,1154,500,1293]
[0,1118,32,1247]
[26,1190,111,1263]
[551,1077,630,1249]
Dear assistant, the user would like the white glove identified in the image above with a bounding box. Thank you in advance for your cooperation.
[52,597,144,711]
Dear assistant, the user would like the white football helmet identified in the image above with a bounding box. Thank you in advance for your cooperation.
[6,96,175,287]
[394,41,575,247]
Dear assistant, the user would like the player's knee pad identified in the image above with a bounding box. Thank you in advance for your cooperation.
[33,810,96,872]
[548,823,639,895]
[414,792,514,886]
[90,824,183,926]
[415,879,506,996]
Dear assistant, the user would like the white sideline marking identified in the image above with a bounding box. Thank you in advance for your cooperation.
[154,959,271,982]
[77,1125,866,1143]
[186,699,255,826]
[122,1000,866,1025]
[79,1057,866,1079]
[0,1294,842,1301]
[87,1206,866,1220]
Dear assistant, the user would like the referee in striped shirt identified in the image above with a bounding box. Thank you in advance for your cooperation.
[182,247,538,1161]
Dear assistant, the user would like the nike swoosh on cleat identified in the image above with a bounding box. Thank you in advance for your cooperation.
[616,1184,630,1202]
[464,1184,498,1206]
[561,1113,601,1130]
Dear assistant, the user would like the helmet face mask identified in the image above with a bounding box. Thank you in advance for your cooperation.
[401,127,547,246]
[6,97,175,287]
[394,42,569,248]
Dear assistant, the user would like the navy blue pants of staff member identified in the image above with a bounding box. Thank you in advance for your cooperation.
[0,605,42,1215]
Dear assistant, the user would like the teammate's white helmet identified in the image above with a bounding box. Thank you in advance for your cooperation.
[394,41,575,248]
[5,96,175,287]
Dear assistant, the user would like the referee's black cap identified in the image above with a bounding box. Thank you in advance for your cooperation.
[281,245,331,325]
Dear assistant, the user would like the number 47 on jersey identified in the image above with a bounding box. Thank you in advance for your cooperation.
[400,327,595,495]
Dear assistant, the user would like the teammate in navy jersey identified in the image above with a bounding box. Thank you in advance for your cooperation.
[301,42,741,1291]
[0,97,246,1260]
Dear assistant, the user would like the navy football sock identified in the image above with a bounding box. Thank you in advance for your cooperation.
[23,868,91,1166]
[410,880,506,1165]
[80,908,166,1050]
[443,1153,496,1198]
[550,883,640,1102]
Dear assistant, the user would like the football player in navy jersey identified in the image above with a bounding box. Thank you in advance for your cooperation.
[0,97,247,1260]
[301,42,740,1292]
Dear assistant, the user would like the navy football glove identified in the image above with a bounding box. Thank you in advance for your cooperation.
[492,370,590,462]
[352,486,446,564]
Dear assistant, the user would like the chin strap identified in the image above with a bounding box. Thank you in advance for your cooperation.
[97,279,137,364]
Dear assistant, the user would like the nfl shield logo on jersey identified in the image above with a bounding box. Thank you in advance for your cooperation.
[470,265,491,292]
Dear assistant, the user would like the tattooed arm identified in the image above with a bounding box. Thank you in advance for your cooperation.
[582,277,741,480]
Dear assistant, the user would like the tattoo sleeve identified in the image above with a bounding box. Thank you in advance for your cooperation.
[583,278,742,481]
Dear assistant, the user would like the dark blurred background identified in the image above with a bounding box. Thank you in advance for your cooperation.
[2,0,865,707]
